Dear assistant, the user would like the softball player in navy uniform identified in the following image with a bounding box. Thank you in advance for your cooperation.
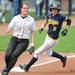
[2,3,35,75]
[19,2,71,72]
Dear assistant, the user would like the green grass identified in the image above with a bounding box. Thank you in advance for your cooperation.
[0,26,75,53]
[0,35,10,51]
[53,27,75,52]
[35,26,75,53]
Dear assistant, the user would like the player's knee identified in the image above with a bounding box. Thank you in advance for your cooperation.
[45,50,53,57]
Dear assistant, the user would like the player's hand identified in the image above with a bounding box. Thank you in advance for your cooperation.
[39,28,43,33]
[67,19,71,26]
[30,43,35,46]
[61,29,68,36]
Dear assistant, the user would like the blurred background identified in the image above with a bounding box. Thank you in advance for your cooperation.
[0,0,75,23]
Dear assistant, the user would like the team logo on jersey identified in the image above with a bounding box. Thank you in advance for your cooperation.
[48,19,58,25]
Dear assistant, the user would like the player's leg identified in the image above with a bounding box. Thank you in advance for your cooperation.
[19,43,47,72]
[22,43,48,72]
[45,35,67,67]
[19,35,57,72]
[5,39,29,73]
[45,49,67,67]
[2,37,18,75]
[52,51,67,67]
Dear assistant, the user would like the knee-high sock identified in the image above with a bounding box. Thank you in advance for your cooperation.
[27,57,38,68]
[52,51,64,61]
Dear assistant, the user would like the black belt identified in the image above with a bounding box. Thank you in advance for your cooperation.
[13,36,29,42]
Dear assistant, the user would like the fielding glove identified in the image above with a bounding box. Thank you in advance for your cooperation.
[66,19,71,26]
[27,44,35,55]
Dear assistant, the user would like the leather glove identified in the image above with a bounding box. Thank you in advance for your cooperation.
[27,43,35,54]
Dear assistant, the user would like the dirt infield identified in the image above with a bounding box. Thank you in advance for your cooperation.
[0,52,75,75]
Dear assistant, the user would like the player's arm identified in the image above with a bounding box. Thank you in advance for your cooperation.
[6,17,16,35]
[6,27,13,34]
[31,31,35,46]
[39,20,48,33]
[1,27,13,36]
[27,31,35,55]
[39,15,49,33]
[61,17,71,36]
[65,18,71,29]
[27,21,35,54]
[30,20,36,46]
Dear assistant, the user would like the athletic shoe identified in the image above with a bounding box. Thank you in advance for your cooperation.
[61,56,67,67]
[2,71,8,75]
[19,64,29,72]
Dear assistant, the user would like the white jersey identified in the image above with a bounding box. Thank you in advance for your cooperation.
[8,14,35,39]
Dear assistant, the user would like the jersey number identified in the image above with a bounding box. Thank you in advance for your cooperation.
[53,25,58,31]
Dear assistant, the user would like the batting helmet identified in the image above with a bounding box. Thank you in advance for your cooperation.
[49,2,61,11]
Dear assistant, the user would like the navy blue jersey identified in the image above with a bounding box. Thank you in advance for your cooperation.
[46,14,66,39]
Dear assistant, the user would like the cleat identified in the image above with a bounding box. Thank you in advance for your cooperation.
[19,64,29,72]
[61,56,67,67]
[2,71,8,75]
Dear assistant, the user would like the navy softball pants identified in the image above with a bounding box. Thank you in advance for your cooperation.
[5,36,29,72]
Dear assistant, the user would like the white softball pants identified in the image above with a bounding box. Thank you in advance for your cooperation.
[34,35,57,58]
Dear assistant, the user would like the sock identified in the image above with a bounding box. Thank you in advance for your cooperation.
[27,57,38,68]
[52,51,64,61]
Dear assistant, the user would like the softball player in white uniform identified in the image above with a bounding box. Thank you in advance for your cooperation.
[2,3,35,75]
[19,2,71,72]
